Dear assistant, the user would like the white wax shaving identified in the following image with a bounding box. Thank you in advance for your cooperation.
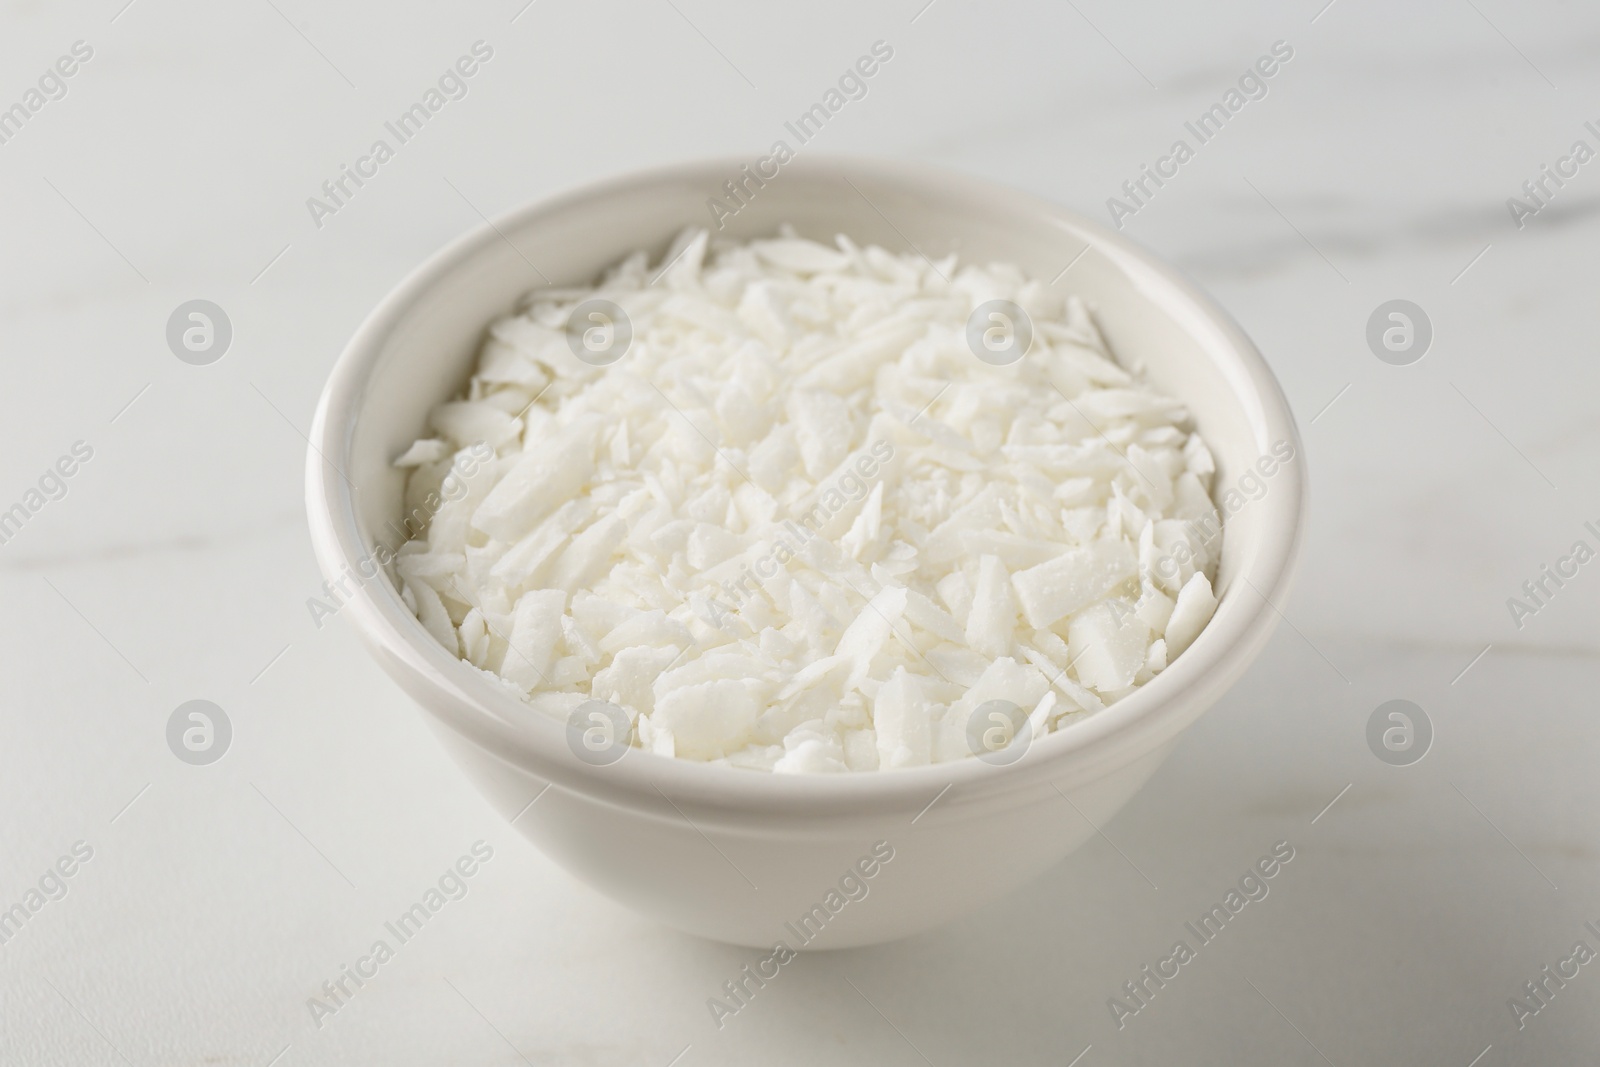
[394,227,1222,772]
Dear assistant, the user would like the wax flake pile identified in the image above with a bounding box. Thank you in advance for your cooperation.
[393,226,1221,772]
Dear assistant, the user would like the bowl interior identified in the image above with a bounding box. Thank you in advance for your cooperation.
[317,156,1303,815]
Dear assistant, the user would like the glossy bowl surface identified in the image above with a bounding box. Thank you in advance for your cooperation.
[305,156,1306,947]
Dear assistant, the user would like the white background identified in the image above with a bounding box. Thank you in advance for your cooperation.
[2,0,1597,1063]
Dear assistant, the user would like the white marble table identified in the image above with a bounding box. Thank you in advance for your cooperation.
[3,0,1597,1063]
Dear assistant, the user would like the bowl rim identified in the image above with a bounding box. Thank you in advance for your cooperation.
[305,154,1307,825]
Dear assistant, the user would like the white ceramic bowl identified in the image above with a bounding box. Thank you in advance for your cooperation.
[305,156,1306,949]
